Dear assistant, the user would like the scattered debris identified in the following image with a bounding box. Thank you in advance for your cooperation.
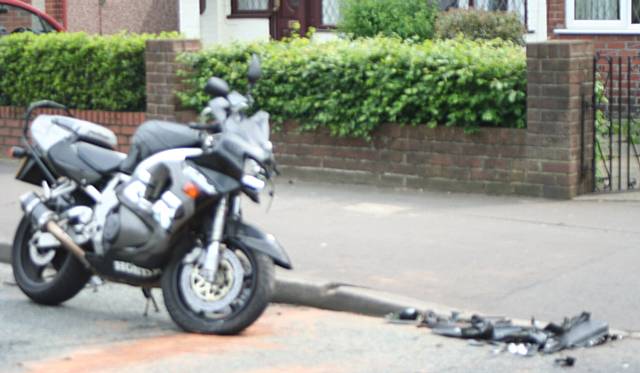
[385,307,422,324]
[554,356,576,367]
[398,308,420,321]
[386,309,620,365]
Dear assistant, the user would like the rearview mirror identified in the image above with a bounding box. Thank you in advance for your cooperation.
[248,54,262,85]
[204,77,230,98]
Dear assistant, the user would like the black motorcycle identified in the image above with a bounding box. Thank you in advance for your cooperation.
[9,57,292,334]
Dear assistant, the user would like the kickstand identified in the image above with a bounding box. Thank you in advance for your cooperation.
[142,287,160,317]
[89,276,104,293]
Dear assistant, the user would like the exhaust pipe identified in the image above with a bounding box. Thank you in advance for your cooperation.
[20,192,91,269]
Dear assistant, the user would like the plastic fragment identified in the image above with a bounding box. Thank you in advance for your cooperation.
[555,356,576,367]
[401,309,617,357]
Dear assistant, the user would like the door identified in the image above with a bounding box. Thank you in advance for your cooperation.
[273,0,306,39]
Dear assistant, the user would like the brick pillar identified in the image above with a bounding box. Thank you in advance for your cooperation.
[526,41,594,199]
[145,39,201,122]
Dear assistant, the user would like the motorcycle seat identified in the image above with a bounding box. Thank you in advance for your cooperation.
[77,142,126,174]
[51,116,118,150]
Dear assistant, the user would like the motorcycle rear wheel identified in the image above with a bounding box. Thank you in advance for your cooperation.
[12,216,91,305]
[161,243,275,335]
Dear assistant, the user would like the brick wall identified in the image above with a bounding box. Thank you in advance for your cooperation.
[0,106,144,154]
[547,0,564,38]
[44,0,64,25]
[526,41,594,197]
[145,39,202,122]
[272,123,533,195]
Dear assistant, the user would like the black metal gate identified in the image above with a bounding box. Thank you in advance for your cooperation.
[591,54,640,192]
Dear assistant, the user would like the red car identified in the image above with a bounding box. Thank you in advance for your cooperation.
[0,0,64,36]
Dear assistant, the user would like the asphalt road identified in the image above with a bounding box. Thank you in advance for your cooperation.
[244,178,640,332]
[1,263,639,373]
[1,159,640,333]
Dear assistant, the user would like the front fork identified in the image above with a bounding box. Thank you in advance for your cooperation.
[201,195,241,281]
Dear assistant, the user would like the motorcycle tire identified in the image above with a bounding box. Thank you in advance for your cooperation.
[162,245,275,335]
[12,216,91,305]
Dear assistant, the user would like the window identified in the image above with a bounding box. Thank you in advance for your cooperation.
[230,0,271,17]
[575,1,619,20]
[442,0,527,27]
[237,0,269,11]
[564,0,640,32]
[322,0,340,26]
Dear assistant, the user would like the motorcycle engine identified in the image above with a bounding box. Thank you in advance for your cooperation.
[100,163,190,268]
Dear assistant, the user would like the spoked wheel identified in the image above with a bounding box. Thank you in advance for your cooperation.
[162,243,275,335]
[11,216,91,305]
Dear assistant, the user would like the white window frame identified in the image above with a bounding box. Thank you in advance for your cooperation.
[562,0,640,33]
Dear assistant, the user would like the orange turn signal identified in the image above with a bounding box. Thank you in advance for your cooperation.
[182,182,200,199]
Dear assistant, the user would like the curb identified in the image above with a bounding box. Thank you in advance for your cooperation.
[272,272,454,318]
[0,242,10,264]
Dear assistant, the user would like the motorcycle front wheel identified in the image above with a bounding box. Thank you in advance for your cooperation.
[161,243,275,335]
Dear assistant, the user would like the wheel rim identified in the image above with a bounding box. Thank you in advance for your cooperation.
[18,223,67,287]
[178,245,258,321]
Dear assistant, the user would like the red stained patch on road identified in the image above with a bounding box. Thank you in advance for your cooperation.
[23,306,348,373]
[25,316,277,373]
[243,364,348,373]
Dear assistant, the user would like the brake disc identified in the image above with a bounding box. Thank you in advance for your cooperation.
[179,249,245,314]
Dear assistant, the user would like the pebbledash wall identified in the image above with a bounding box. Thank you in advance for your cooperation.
[0,39,595,199]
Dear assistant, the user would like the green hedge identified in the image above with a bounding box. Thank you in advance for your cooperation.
[436,9,526,46]
[336,0,439,41]
[0,32,178,111]
[179,37,526,138]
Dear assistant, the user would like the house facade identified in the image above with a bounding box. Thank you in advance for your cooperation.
[15,0,639,56]
[547,0,640,57]
[14,0,340,45]
[14,0,547,45]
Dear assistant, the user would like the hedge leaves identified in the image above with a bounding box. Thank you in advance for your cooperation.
[0,32,177,111]
[179,37,526,138]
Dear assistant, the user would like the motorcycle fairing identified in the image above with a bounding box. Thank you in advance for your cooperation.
[85,252,162,287]
[225,218,292,270]
[15,157,48,186]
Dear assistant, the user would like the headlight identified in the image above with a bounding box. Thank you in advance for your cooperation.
[242,175,265,191]
[242,159,265,191]
[243,158,262,176]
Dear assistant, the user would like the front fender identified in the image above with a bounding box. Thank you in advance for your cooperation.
[225,219,292,270]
